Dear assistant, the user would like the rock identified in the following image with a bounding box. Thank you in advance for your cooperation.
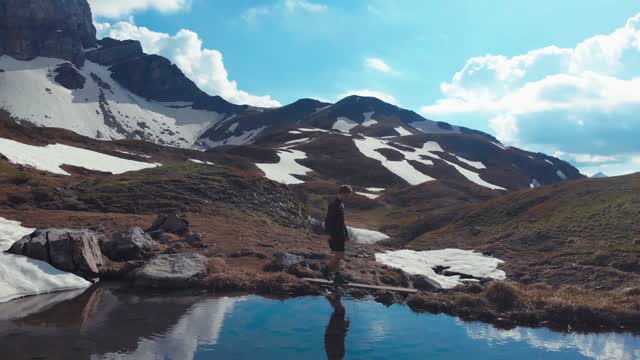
[147,211,191,236]
[182,232,209,248]
[287,263,322,278]
[229,248,267,259]
[133,253,208,288]
[413,276,443,291]
[375,290,398,307]
[53,62,85,90]
[85,38,143,65]
[8,228,104,277]
[109,54,206,103]
[471,226,482,236]
[0,0,97,66]
[8,229,49,262]
[265,252,305,271]
[308,217,325,235]
[101,227,157,261]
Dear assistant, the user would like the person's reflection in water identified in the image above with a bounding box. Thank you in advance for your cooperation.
[324,292,349,360]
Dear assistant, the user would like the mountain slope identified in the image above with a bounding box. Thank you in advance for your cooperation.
[240,125,583,191]
[408,173,640,290]
[198,98,330,147]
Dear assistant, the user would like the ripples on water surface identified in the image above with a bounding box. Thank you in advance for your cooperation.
[0,285,638,359]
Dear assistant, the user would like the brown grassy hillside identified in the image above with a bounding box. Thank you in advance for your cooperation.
[409,174,640,290]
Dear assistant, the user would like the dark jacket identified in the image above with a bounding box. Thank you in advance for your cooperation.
[325,198,348,240]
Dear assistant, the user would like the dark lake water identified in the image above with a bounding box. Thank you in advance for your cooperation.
[0,285,638,360]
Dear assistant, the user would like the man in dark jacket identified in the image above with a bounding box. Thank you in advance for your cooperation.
[324,185,352,284]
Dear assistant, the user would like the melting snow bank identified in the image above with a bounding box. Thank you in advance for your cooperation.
[0,217,91,303]
[375,249,506,289]
[255,149,313,185]
[347,227,390,244]
[0,138,160,175]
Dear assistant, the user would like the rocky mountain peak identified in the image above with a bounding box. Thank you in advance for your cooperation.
[0,0,97,66]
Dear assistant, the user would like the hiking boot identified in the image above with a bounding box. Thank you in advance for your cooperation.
[333,273,348,285]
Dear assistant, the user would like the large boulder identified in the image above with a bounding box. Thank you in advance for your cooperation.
[8,228,104,277]
[133,253,208,288]
[101,227,157,261]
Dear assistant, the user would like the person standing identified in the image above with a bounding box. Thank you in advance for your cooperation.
[324,185,352,284]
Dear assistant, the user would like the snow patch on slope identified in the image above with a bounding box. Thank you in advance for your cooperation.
[189,159,214,165]
[454,155,486,170]
[375,249,506,289]
[255,149,313,185]
[530,178,541,188]
[0,138,160,175]
[491,142,509,151]
[0,217,91,303]
[332,117,359,133]
[0,56,225,147]
[556,170,567,180]
[353,136,436,186]
[354,136,504,189]
[348,227,389,244]
[362,112,378,127]
[356,192,380,199]
[201,126,266,147]
[394,126,413,136]
[285,137,310,145]
[366,187,385,192]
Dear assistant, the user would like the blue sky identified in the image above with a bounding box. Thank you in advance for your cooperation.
[91,0,640,176]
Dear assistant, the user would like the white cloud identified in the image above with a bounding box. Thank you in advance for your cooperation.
[242,7,271,23]
[284,0,328,13]
[89,0,190,18]
[420,13,640,175]
[337,89,398,105]
[366,58,393,73]
[242,0,327,22]
[96,21,281,108]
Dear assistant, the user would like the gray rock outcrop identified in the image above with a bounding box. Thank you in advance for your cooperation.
[100,226,157,261]
[147,211,191,236]
[85,38,144,66]
[8,228,104,277]
[133,253,208,288]
[53,62,86,90]
[0,0,97,65]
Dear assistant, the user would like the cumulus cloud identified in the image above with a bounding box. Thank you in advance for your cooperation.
[366,58,393,73]
[337,89,398,105]
[89,0,190,18]
[420,13,640,175]
[96,21,281,108]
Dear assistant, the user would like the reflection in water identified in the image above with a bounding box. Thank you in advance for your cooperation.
[0,285,239,360]
[95,297,237,360]
[463,321,640,360]
[324,294,350,360]
[1,286,639,360]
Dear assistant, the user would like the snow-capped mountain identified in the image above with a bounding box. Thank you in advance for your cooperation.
[0,0,584,192]
[591,172,608,178]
